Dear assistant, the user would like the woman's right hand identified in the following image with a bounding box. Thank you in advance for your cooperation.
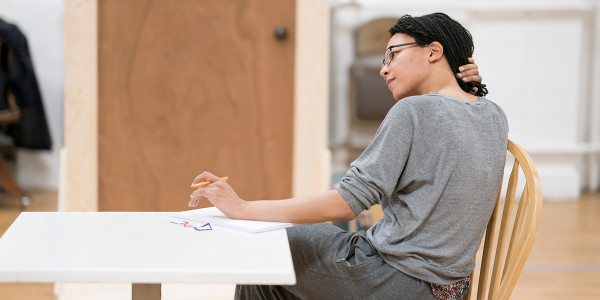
[189,171,246,219]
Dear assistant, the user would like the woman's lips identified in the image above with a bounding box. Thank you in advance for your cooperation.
[386,78,395,86]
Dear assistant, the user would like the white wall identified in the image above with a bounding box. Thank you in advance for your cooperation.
[0,0,64,190]
[330,0,600,200]
[468,7,592,200]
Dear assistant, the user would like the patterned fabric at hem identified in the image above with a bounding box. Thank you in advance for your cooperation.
[430,276,471,300]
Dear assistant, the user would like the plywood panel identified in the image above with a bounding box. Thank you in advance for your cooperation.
[293,0,331,197]
[63,0,98,212]
[98,0,295,211]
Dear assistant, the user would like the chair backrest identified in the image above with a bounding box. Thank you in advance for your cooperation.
[464,139,543,300]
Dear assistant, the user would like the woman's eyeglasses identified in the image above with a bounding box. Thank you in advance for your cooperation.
[382,42,418,67]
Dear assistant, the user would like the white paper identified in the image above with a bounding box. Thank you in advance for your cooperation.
[173,207,297,233]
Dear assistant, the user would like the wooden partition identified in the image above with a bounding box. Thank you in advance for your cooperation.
[64,0,330,212]
[97,0,295,211]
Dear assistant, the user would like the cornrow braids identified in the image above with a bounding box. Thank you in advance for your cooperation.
[389,13,488,97]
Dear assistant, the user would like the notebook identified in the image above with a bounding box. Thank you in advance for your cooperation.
[172,207,297,233]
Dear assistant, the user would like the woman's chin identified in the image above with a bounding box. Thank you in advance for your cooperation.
[393,89,421,100]
[392,91,409,101]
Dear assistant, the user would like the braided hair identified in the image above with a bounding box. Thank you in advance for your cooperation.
[389,13,488,96]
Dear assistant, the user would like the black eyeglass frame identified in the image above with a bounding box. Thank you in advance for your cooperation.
[382,42,419,67]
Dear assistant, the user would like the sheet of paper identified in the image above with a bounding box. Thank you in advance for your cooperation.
[173,207,297,233]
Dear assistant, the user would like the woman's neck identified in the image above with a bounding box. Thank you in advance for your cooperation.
[418,69,478,102]
[434,87,479,102]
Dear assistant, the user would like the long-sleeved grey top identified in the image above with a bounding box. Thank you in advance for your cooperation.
[337,93,508,285]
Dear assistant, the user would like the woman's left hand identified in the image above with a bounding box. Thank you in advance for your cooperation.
[457,57,481,83]
[189,171,245,219]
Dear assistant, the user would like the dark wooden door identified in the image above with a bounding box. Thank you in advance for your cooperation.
[98,0,295,211]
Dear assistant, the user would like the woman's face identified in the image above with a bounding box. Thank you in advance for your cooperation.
[379,33,429,100]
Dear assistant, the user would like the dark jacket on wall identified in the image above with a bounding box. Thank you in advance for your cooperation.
[0,18,52,150]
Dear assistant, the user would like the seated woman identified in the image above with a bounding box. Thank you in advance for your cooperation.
[189,12,508,300]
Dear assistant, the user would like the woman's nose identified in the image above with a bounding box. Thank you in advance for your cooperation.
[380,65,389,78]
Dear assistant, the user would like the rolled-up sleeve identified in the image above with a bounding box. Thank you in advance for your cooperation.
[337,101,415,216]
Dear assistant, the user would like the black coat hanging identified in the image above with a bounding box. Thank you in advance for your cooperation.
[0,18,52,150]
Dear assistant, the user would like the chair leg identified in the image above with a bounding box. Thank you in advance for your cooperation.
[0,155,28,207]
[19,196,31,209]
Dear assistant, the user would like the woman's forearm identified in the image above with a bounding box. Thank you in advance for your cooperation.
[239,190,356,223]
[189,172,357,223]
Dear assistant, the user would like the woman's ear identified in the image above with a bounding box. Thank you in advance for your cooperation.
[428,41,443,62]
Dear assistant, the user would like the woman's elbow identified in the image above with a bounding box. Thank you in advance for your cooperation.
[342,210,357,221]
[329,190,357,221]
[335,205,357,221]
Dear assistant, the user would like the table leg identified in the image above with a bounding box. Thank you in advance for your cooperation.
[132,283,161,300]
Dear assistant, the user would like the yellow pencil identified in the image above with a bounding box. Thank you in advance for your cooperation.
[191,176,229,188]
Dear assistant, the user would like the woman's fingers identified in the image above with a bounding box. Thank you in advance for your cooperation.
[462,74,482,83]
[459,67,479,77]
[189,191,202,207]
[189,172,226,207]
[458,58,482,83]
[189,172,242,217]
[189,180,232,207]
[192,171,221,186]
[458,65,478,79]
[189,197,199,207]
[190,184,213,206]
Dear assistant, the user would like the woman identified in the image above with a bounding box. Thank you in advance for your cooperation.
[190,13,508,300]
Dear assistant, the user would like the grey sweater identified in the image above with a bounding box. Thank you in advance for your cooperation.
[337,93,508,285]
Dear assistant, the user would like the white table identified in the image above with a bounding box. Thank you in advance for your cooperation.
[0,212,296,300]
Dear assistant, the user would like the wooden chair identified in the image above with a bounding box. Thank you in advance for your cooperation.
[464,139,543,299]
